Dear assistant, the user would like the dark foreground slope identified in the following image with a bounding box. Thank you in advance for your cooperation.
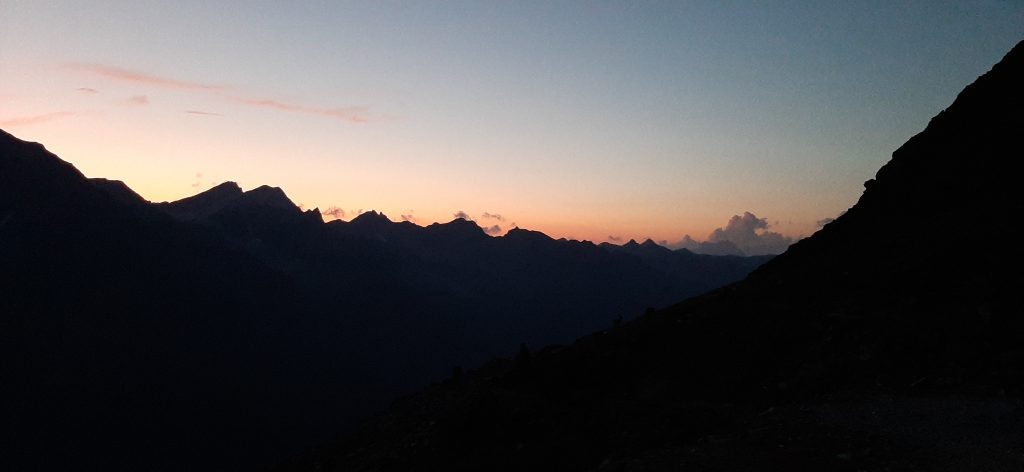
[279,41,1024,471]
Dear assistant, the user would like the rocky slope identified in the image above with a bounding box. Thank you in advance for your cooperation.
[276,40,1024,472]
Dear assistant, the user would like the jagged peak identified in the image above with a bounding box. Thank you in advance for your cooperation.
[304,207,322,218]
[205,181,243,195]
[351,210,392,224]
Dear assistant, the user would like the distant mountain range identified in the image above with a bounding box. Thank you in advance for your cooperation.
[0,131,769,471]
[275,41,1024,471]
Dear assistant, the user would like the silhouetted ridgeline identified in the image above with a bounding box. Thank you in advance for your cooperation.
[274,40,1024,471]
[0,129,767,471]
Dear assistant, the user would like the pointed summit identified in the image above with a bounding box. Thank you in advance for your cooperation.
[637,238,672,255]
[350,210,391,225]
[158,181,243,221]
[188,181,244,200]
[240,185,297,211]
[207,181,244,194]
[604,237,672,257]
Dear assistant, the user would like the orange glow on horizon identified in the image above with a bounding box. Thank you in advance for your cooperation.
[1,121,819,246]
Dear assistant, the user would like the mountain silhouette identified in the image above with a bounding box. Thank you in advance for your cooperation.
[275,41,1024,472]
[0,129,338,470]
[156,183,768,371]
[0,128,768,471]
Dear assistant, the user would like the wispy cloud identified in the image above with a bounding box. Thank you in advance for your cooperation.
[66,63,226,90]
[127,95,149,106]
[607,235,623,242]
[185,110,223,116]
[481,212,505,222]
[0,112,75,127]
[322,206,346,220]
[66,62,371,123]
[453,210,472,221]
[483,224,502,235]
[229,96,369,123]
[76,87,99,94]
[401,214,415,222]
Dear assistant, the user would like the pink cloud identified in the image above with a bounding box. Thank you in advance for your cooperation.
[0,112,75,127]
[66,63,370,123]
[66,63,226,91]
[322,206,346,220]
[76,87,99,94]
[127,95,149,105]
[185,110,223,116]
[229,96,369,123]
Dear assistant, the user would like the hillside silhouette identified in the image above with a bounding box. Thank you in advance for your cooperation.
[0,130,767,471]
[275,40,1024,471]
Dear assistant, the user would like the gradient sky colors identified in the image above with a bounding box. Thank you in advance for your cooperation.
[2,1,1022,244]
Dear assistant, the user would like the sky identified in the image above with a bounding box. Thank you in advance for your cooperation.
[2,1,1022,244]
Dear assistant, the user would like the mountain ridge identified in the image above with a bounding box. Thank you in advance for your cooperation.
[0,131,772,471]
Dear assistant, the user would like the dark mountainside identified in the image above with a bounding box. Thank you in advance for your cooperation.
[150,178,769,389]
[0,131,385,471]
[277,42,1024,471]
[0,129,766,471]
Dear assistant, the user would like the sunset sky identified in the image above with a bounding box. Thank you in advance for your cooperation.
[2,1,1021,243]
